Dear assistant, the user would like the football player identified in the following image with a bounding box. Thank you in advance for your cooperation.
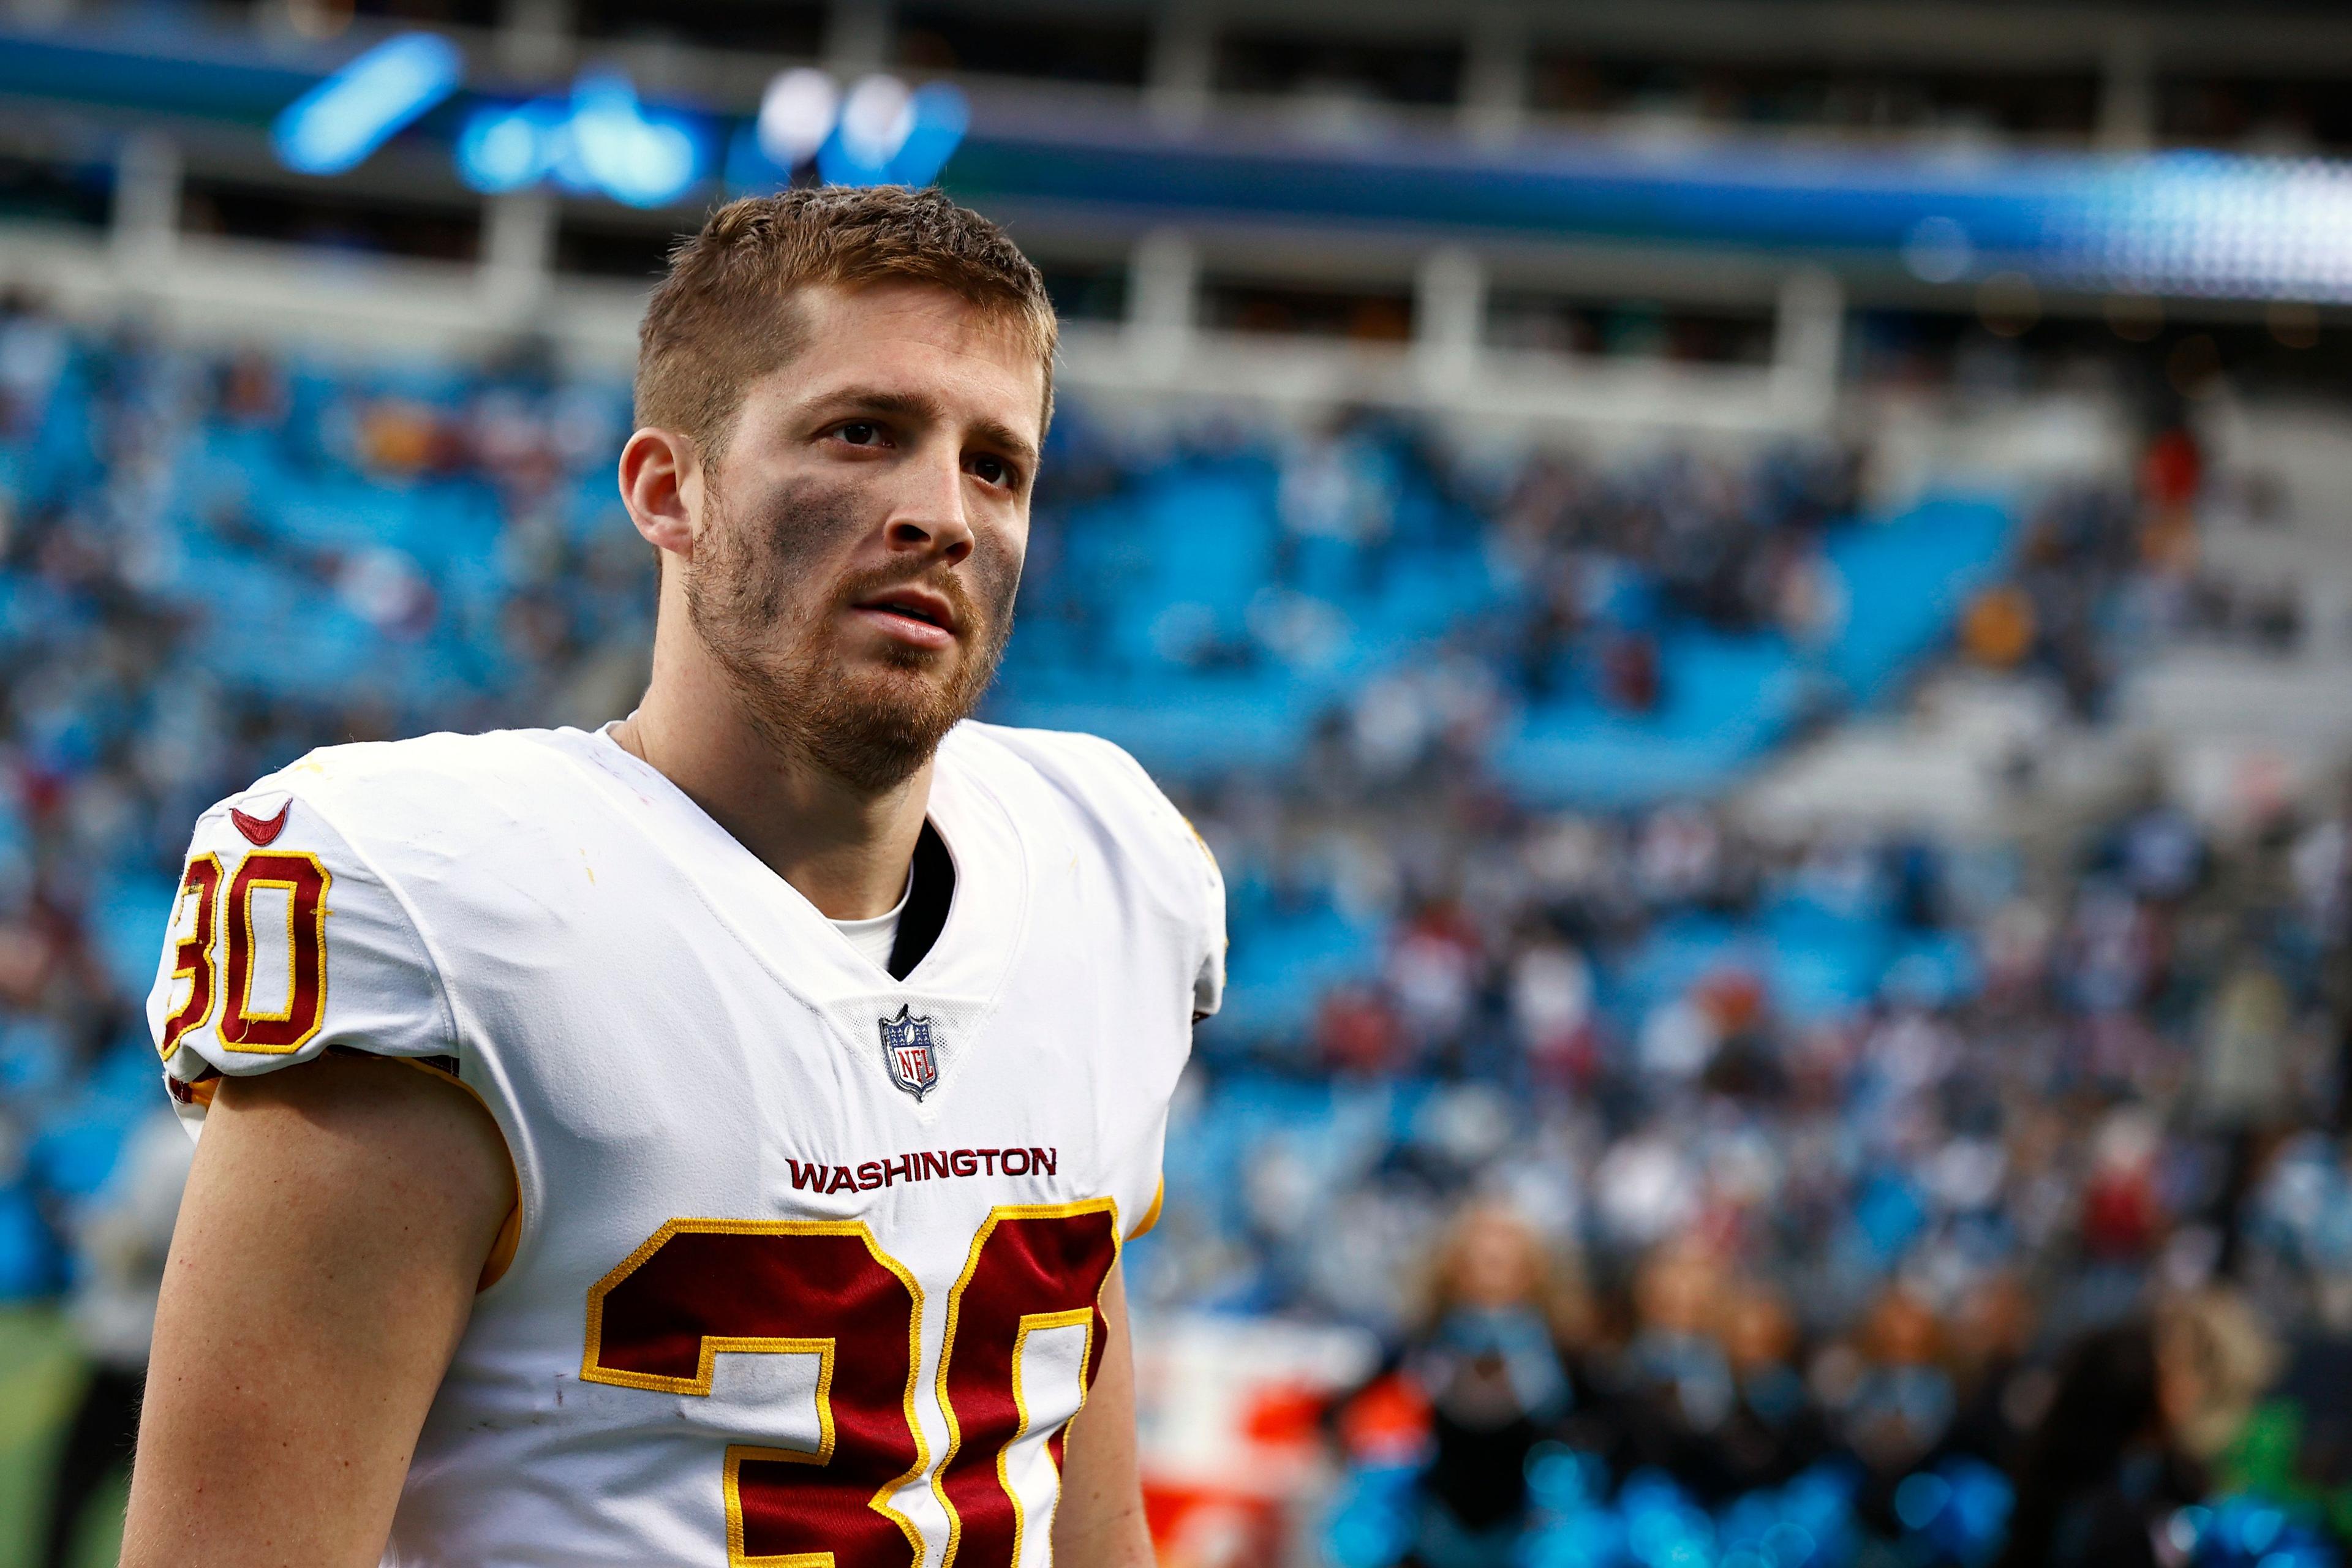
[123,186,1222,1568]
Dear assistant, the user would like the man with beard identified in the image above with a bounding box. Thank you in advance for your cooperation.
[121,186,1223,1568]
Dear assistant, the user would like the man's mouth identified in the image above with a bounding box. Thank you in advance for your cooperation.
[850,586,960,647]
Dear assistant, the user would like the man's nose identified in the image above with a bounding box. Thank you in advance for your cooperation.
[884,449,974,566]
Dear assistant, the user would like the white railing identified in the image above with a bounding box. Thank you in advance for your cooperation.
[0,213,1842,434]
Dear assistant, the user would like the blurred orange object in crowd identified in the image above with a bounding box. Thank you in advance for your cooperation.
[1960,584,2035,668]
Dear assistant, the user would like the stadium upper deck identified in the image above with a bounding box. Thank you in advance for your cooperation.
[2,0,2350,438]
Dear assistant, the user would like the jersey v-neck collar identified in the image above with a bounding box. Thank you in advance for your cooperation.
[542,723,1029,1012]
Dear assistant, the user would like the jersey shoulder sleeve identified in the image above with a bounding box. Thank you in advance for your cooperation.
[952,722,1226,1019]
[148,748,459,1102]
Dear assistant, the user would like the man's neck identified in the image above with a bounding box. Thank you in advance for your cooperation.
[611,646,930,923]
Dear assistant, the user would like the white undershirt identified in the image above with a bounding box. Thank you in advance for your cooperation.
[830,864,914,973]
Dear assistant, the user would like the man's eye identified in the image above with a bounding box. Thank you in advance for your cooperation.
[837,421,881,445]
[971,455,1011,486]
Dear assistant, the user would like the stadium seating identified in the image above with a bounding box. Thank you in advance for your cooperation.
[6,302,2349,1567]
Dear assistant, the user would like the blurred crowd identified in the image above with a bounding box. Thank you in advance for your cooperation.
[3,291,2351,1566]
[1955,428,2305,719]
[1485,437,1860,714]
[1321,1201,2337,1568]
[1018,402,1865,726]
[1177,775,2352,1564]
[1128,418,2352,1559]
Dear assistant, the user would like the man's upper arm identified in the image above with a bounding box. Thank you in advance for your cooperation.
[1051,1263,1155,1568]
[129,770,517,1567]
[122,1052,514,1568]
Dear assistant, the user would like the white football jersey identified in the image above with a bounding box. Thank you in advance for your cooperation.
[146,721,1224,1568]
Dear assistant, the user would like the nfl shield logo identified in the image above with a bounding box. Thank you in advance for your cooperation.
[878,1005,940,1101]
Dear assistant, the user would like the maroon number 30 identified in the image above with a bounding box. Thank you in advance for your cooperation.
[583,1202,1120,1568]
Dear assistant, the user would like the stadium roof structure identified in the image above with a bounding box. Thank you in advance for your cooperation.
[2,4,2349,434]
[7,18,2352,306]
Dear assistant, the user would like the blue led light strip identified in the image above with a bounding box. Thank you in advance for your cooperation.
[271,32,464,176]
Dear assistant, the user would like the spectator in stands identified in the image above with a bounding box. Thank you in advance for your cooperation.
[1707,1276,1830,1498]
[1400,1202,1589,1568]
[1316,981,1406,1076]
[1834,1285,1955,1483]
[1996,1311,2209,1568]
[1944,1270,2046,1471]
[2155,1287,2279,1472]
[40,1109,192,1568]
[1961,583,2036,671]
[1505,930,1596,1091]
[1608,1238,1737,1481]
[1599,630,1662,713]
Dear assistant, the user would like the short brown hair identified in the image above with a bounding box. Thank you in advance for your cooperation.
[635,185,1057,469]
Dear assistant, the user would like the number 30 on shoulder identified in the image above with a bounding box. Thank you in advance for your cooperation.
[159,849,331,1061]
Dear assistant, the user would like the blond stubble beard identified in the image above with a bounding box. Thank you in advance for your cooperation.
[683,473,1016,794]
